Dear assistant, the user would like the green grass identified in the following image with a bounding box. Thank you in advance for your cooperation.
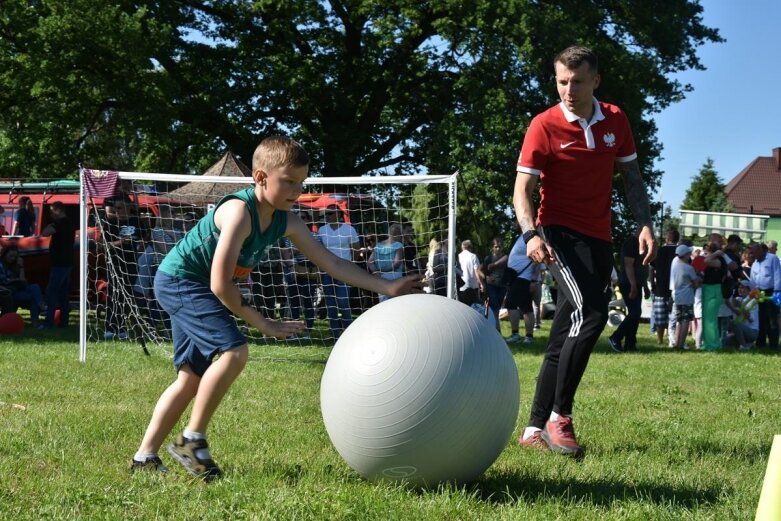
[1,319,778,520]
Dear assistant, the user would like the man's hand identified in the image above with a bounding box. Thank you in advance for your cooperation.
[527,235,556,264]
[638,226,657,265]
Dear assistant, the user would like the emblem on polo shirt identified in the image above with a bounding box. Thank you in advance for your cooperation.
[603,133,616,148]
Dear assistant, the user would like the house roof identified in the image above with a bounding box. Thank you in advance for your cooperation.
[168,151,253,204]
[725,148,781,216]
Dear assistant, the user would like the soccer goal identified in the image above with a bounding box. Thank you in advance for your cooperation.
[78,168,458,362]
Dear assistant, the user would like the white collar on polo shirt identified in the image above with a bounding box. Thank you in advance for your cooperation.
[559,97,605,149]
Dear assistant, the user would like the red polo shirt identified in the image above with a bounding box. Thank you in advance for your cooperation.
[516,99,637,242]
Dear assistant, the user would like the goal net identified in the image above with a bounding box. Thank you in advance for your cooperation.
[78,169,457,361]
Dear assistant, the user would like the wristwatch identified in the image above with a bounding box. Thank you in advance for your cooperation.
[522,229,539,244]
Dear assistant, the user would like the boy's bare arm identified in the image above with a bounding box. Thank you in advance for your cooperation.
[211,201,303,338]
[287,214,424,297]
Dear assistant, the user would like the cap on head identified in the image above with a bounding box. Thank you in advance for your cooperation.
[675,244,693,257]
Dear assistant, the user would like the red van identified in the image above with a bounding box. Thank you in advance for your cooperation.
[0,180,386,304]
[0,179,190,299]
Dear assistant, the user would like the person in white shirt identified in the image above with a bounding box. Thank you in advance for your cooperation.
[670,244,699,350]
[317,205,360,340]
[457,240,484,306]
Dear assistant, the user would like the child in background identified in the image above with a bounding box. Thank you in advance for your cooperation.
[731,280,759,350]
[130,136,424,480]
[671,244,699,350]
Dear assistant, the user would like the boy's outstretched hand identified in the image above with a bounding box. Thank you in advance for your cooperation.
[262,319,305,340]
[386,274,427,297]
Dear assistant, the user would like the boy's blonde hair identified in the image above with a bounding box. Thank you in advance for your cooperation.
[252,136,309,172]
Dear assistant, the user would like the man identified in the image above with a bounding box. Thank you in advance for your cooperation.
[669,244,699,350]
[457,240,484,306]
[503,234,536,345]
[102,198,142,339]
[649,230,679,346]
[401,221,421,274]
[766,240,778,256]
[748,242,780,350]
[41,202,75,328]
[317,205,360,340]
[514,46,656,457]
[608,232,649,353]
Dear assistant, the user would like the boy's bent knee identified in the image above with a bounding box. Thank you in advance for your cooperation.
[220,345,249,369]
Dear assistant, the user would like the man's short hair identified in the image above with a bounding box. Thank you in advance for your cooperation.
[727,234,743,245]
[50,201,65,212]
[461,240,472,251]
[554,46,598,73]
[666,229,680,243]
[253,136,309,173]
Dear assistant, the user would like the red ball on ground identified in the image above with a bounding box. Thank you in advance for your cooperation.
[0,312,25,335]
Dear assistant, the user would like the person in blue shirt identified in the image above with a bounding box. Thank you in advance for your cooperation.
[748,241,781,350]
[12,196,35,237]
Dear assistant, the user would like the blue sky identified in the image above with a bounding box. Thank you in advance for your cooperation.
[651,0,781,214]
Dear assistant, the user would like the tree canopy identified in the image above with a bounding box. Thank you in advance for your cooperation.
[680,158,734,213]
[0,0,722,248]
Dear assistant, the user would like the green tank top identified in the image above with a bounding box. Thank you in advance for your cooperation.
[159,188,288,284]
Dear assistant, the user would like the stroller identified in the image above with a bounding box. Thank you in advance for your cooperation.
[606,286,627,327]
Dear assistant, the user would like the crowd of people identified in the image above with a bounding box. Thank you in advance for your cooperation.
[609,232,780,352]
[0,201,75,330]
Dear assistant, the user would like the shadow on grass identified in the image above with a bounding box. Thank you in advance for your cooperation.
[0,324,79,344]
[473,471,721,508]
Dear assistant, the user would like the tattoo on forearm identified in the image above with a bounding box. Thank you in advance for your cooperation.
[621,160,653,229]
[519,215,536,234]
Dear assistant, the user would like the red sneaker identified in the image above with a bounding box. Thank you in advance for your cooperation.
[541,416,584,458]
[518,430,548,450]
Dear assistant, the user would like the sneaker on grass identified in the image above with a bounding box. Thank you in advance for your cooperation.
[167,433,222,481]
[518,430,548,450]
[505,333,522,344]
[541,416,584,458]
[523,335,534,345]
[607,336,624,353]
[129,456,168,474]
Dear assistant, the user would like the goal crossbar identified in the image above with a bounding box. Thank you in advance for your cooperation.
[79,170,458,362]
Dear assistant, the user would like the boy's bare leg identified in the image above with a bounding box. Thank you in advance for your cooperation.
[656,325,666,344]
[137,366,201,454]
[676,320,690,349]
[187,345,249,433]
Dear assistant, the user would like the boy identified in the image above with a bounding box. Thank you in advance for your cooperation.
[670,244,699,350]
[130,136,423,479]
[731,280,759,350]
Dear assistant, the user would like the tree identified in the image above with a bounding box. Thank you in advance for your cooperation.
[0,0,722,251]
[681,158,734,212]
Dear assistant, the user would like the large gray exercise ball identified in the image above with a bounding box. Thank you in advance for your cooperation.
[320,294,520,487]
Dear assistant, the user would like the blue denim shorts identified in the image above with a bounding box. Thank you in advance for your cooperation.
[154,270,246,376]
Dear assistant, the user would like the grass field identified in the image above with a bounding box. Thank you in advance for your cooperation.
[1,317,778,520]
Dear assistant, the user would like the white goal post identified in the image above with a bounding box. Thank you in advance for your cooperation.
[79,169,458,362]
